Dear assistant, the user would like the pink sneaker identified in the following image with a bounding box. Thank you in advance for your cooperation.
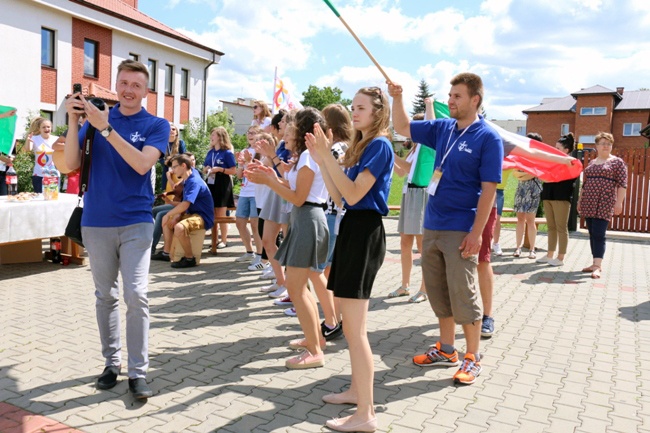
[285,350,324,369]
[288,338,326,350]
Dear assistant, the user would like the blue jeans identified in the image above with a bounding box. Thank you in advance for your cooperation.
[496,189,505,215]
[152,204,173,253]
[585,218,609,259]
[82,223,153,379]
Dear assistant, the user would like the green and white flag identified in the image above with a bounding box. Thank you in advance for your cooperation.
[0,106,18,155]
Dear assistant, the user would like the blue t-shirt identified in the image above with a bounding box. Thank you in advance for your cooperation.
[344,136,394,215]
[276,141,291,162]
[410,116,503,232]
[158,139,187,166]
[204,148,236,169]
[183,168,215,230]
[78,105,169,227]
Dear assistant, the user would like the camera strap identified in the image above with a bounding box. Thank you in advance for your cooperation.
[78,125,95,199]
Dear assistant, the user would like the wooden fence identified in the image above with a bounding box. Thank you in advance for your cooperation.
[580,148,650,233]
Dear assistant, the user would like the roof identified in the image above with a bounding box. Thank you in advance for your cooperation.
[70,0,224,56]
[571,84,620,97]
[615,90,650,110]
[523,95,576,113]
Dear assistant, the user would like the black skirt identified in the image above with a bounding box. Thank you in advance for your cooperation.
[328,209,386,299]
[208,174,235,208]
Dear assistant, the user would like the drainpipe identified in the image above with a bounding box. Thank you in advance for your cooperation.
[202,53,217,125]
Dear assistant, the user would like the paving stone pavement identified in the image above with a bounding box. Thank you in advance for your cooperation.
[1,217,649,433]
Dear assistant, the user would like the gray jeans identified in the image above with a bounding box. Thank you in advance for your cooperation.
[82,223,153,379]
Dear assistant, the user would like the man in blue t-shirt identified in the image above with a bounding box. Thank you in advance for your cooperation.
[64,60,169,400]
[388,73,503,386]
[154,153,214,269]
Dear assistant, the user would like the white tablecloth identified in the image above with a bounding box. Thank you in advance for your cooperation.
[0,193,79,244]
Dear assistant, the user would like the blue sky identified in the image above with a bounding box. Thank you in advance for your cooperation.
[139,0,650,120]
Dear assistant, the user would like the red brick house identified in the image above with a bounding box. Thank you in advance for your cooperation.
[523,85,650,149]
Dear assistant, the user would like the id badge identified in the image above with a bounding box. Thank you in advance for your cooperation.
[207,174,216,185]
[427,168,443,196]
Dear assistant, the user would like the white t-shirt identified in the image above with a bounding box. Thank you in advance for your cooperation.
[251,117,271,130]
[286,150,327,204]
[238,147,257,198]
[31,134,59,177]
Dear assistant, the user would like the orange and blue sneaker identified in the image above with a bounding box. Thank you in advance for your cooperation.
[453,353,482,385]
[413,341,460,367]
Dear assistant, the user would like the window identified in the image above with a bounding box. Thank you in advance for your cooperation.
[165,64,174,94]
[181,68,189,98]
[516,126,526,136]
[129,52,139,61]
[148,59,157,90]
[83,39,98,77]
[561,124,570,135]
[41,28,55,67]
[579,135,596,144]
[580,107,607,116]
[40,111,53,123]
[623,123,642,136]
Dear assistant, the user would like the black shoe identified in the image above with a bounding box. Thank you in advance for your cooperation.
[151,251,170,261]
[321,320,343,341]
[171,256,197,268]
[128,378,153,399]
[96,365,121,390]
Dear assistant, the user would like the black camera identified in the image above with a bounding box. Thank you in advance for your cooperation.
[88,97,106,111]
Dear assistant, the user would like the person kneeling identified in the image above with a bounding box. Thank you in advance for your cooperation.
[153,154,214,268]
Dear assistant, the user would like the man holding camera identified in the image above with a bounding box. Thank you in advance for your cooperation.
[64,59,169,399]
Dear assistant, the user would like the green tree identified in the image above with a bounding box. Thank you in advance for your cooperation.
[301,85,351,111]
[411,79,433,116]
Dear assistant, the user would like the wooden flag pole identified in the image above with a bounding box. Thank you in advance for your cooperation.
[322,0,392,83]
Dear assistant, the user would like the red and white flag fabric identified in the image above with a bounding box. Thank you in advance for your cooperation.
[486,120,583,182]
[433,100,582,182]
[273,77,303,113]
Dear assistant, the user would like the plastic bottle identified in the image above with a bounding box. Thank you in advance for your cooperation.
[5,165,17,195]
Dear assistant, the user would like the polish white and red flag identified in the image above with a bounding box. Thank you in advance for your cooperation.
[433,100,582,182]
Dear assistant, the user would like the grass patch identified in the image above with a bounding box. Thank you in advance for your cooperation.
[388,175,405,216]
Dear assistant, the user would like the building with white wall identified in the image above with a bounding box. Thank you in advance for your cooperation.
[0,0,223,134]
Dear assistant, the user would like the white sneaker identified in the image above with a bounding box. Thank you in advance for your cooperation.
[259,267,276,280]
[248,259,269,271]
[536,256,551,264]
[548,258,564,267]
[492,243,503,256]
[284,307,297,317]
[268,285,288,298]
[260,282,280,293]
[235,252,256,263]
[273,295,293,306]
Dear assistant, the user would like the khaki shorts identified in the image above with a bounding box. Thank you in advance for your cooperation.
[421,229,482,325]
[178,214,205,236]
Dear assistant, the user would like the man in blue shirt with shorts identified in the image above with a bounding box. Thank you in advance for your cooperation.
[64,60,169,399]
[388,73,503,385]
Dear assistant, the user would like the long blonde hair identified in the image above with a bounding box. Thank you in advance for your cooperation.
[167,123,180,157]
[211,126,234,151]
[344,87,391,168]
[253,100,271,123]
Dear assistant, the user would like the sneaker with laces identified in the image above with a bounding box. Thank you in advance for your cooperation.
[248,260,270,271]
[492,243,503,256]
[259,267,276,280]
[413,341,460,367]
[285,350,324,369]
[536,255,551,263]
[481,315,495,338]
[268,285,288,298]
[235,252,256,263]
[321,321,343,341]
[247,255,261,268]
[548,258,564,267]
[260,283,280,293]
[453,353,482,385]
[284,307,297,317]
[274,295,292,306]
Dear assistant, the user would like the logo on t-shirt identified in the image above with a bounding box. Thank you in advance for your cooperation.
[458,141,473,154]
[130,131,146,143]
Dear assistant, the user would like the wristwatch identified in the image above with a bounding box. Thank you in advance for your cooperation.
[100,125,113,138]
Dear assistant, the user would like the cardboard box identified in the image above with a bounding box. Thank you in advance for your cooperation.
[0,239,44,264]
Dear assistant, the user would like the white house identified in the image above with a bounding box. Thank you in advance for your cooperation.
[0,0,223,133]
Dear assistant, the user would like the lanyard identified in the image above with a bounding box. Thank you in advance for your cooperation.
[440,118,478,168]
[211,150,218,167]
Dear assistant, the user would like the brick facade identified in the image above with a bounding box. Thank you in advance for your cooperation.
[40,67,57,104]
[525,111,574,144]
[71,18,112,91]
[180,98,190,124]
[147,92,157,115]
[164,94,174,121]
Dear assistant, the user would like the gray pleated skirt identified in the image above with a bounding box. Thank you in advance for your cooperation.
[397,186,428,235]
[259,190,290,224]
[275,204,329,269]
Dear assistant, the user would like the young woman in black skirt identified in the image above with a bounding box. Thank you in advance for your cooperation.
[203,126,236,254]
[306,87,394,433]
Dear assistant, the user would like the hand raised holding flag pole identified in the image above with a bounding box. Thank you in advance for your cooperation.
[322,0,392,83]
